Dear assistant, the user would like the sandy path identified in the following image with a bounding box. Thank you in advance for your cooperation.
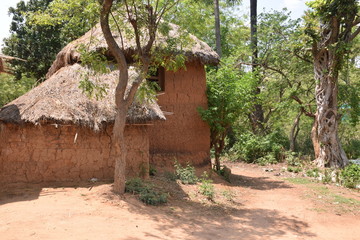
[0,163,359,240]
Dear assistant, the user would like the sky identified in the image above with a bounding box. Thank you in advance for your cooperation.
[0,0,308,50]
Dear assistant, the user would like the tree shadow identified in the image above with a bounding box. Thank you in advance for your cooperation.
[99,176,315,240]
[121,194,316,239]
[229,173,293,190]
[0,181,108,206]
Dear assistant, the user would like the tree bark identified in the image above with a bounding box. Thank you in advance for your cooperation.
[250,0,257,72]
[248,0,265,135]
[100,0,129,193]
[290,111,302,152]
[313,46,348,168]
[112,110,127,193]
[214,0,222,57]
[311,119,320,159]
[313,49,348,167]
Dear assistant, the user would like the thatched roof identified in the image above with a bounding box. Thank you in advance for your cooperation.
[46,23,219,78]
[0,64,165,130]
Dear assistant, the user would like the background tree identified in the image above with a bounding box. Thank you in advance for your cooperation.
[199,58,253,171]
[2,0,62,80]
[306,0,360,168]
[248,0,266,134]
[2,0,99,81]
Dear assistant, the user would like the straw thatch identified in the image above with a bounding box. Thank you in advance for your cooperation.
[0,64,165,130]
[46,23,219,78]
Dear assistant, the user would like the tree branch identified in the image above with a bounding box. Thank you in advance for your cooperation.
[349,25,360,41]
[100,0,128,104]
[291,95,315,118]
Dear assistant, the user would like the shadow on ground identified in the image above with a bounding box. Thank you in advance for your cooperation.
[98,174,315,240]
[229,173,293,190]
[0,181,109,206]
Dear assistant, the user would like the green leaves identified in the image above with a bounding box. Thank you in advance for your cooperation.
[0,74,36,107]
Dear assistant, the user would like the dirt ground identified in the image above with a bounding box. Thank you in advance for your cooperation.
[1,162,359,240]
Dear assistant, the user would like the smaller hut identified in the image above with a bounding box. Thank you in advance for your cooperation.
[0,64,165,183]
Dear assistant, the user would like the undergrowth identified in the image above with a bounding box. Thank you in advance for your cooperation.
[125,178,167,205]
[174,161,198,184]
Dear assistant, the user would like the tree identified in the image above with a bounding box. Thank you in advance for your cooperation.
[2,0,63,80]
[306,0,360,168]
[99,0,180,193]
[199,58,253,171]
[2,0,100,81]
[248,0,266,135]
[214,0,222,57]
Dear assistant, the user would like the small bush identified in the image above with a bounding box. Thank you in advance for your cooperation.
[139,191,167,205]
[306,168,320,178]
[199,172,215,200]
[285,151,302,167]
[256,154,278,166]
[322,169,332,184]
[174,161,198,184]
[340,164,360,188]
[125,178,167,205]
[149,165,157,176]
[125,178,146,194]
[287,166,302,173]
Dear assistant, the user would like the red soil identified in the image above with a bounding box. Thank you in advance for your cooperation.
[0,162,359,240]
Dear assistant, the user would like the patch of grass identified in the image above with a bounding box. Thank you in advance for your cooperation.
[285,177,313,185]
[331,194,360,206]
[222,190,235,202]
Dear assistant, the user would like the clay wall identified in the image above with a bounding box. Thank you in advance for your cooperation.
[0,123,149,184]
[149,61,210,167]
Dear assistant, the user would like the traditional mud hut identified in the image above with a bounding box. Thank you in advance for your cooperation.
[0,23,219,184]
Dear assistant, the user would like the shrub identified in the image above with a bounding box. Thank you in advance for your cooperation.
[149,165,157,176]
[174,161,198,184]
[199,172,215,200]
[340,164,360,188]
[306,168,320,178]
[287,166,302,173]
[322,169,332,184]
[139,191,167,205]
[285,151,302,167]
[125,178,167,205]
[229,129,288,164]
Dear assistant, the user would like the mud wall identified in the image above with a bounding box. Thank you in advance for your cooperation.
[149,61,210,167]
[0,123,149,184]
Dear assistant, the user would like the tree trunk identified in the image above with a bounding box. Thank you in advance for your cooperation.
[112,110,127,193]
[248,0,265,135]
[214,0,222,57]
[250,0,257,71]
[290,111,302,152]
[313,49,349,168]
[311,119,320,159]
